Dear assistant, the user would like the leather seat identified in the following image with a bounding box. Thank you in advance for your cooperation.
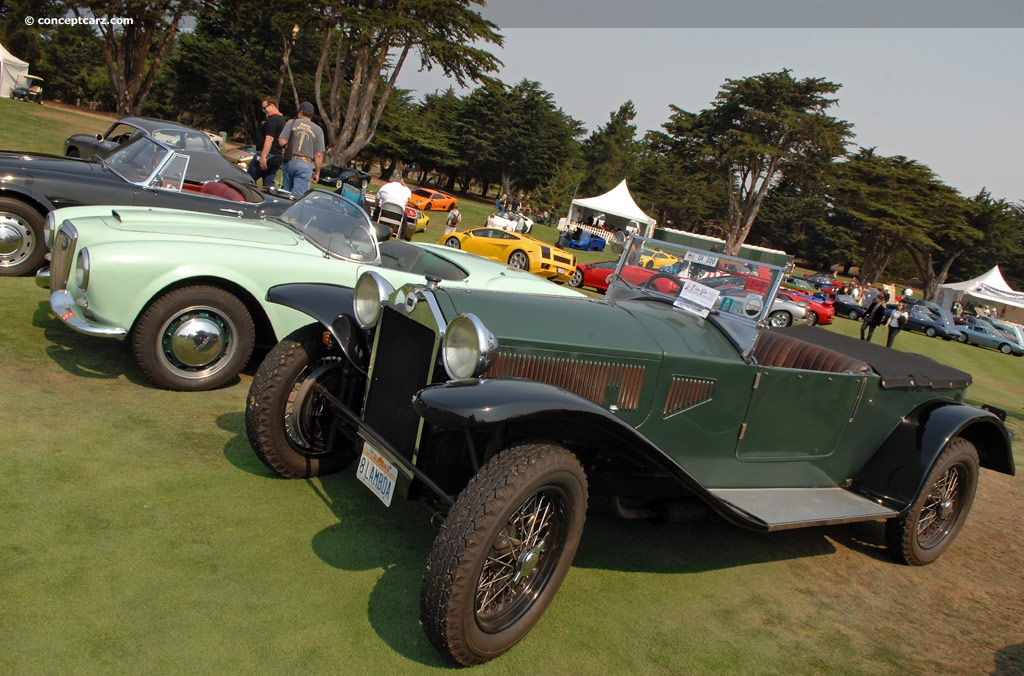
[752,330,871,374]
[199,181,245,202]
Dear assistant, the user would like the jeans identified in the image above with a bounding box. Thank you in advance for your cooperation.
[886,326,901,348]
[281,158,313,196]
[247,154,282,186]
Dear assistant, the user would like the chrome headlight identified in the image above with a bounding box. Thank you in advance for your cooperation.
[353,271,394,328]
[443,313,497,379]
[75,247,90,291]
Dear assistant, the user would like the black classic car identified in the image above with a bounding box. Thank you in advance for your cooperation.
[63,117,247,184]
[317,163,371,191]
[0,135,290,276]
[244,236,1014,666]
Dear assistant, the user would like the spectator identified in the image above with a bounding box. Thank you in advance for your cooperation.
[886,300,909,348]
[446,203,462,230]
[248,96,286,186]
[861,295,886,342]
[373,176,411,220]
[278,101,325,196]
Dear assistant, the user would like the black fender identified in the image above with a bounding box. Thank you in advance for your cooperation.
[0,185,55,214]
[412,378,773,531]
[265,282,370,371]
[852,400,1014,512]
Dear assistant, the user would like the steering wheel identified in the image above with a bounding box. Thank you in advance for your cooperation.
[641,272,684,294]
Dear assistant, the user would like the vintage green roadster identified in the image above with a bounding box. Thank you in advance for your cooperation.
[244,236,1014,666]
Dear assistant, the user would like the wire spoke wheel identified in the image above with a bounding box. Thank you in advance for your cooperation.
[886,437,978,565]
[421,443,587,666]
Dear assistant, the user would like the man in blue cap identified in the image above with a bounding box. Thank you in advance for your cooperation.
[278,101,325,196]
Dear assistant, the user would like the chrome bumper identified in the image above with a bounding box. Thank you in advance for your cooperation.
[50,290,127,339]
[35,266,50,289]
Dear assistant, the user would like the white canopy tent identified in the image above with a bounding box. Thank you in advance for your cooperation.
[934,266,1024,323]
[566,180,657,237]
[0,42,29,98]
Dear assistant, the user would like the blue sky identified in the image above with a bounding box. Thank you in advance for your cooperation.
[397,27,1023,203]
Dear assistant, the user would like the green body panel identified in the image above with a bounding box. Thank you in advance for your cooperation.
[436,287,972,489]
[51,205,581,342]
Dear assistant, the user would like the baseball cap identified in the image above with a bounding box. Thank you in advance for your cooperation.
[299,101,314,114]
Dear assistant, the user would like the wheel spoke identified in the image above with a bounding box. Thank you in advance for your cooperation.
[476,491,557,615]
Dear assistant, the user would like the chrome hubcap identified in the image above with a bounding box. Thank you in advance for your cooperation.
[160,308,232,371]
[0,215,33,266]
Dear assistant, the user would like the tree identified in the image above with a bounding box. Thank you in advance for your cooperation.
[664,69,852,255]
[66,0,200,115]
[312,0,502,166]
[579,101,639,196]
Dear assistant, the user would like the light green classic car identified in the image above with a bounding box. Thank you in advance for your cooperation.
[38,190,580,391]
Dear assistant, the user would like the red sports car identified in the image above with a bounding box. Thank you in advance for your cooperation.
[568,260,672,292]
[777,289,835,325]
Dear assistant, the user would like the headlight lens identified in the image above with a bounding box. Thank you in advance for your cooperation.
[353,271,394,328]
[75,247,90,291]
[443,313,497,379]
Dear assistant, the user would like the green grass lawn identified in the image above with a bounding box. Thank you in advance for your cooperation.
[1,101,1023,674]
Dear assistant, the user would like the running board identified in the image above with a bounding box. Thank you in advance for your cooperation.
[708,487,897,531]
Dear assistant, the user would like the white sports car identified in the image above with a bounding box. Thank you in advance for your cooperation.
[486,210,533,233]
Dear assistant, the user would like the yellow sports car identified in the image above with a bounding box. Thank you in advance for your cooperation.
[639,249,681,269]
[440,227,577,283]
[412,208,430,234]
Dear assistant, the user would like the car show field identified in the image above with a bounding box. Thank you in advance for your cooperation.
[1,101,1023,673]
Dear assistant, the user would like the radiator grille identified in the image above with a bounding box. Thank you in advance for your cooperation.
[362,307,438,461]
[663,376,715,416]
[50,223,78,292]
[483,350,645,411]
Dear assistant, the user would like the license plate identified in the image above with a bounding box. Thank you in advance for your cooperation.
[557,267,566,274]
[356,443,398,507]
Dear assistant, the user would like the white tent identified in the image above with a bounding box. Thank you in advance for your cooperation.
[0,42,29,98]
[566,180,657,237]
[935,265,1024,323]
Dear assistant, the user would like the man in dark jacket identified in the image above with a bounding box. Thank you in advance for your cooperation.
[861,295,887,342]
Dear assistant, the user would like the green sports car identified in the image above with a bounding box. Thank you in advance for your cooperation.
[38,190,580,391]
[245,234,1014,666]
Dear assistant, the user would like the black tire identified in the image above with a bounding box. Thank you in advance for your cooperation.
[507,250,529,270]
[0,197,46,277]
[444,236,461,249]
[568,269,584,288]
[925,327,937,338]
[957,333,968,343]
[998,343,1013,355]
[807,312,818,326]
[768,310,792,328]
[245,324,362,479]
[848,310,860,320]
[131,285,255,391]
[425,201,433,211]
[421,443,588,666]
[885,438,978,566]
[66,147,80,158]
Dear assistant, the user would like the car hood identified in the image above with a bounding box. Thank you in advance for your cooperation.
[74,206,301,247]
[435,290,735,362]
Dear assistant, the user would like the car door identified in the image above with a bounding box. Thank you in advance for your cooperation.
[736,365,868,461]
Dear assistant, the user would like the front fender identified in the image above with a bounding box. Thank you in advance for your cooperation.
[852,401,1014,511]
[266,282,369,370]
[412,378,772,532]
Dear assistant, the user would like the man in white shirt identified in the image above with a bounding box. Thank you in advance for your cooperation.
[375,177,411,209]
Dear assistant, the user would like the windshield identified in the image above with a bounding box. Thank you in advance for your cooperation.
[103,136,174,184]
[274,190,380,263]
[608,235,786,326]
